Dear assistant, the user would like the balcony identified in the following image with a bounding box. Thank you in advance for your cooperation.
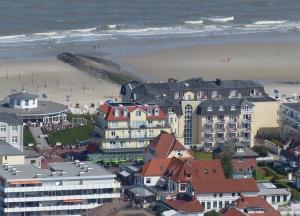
[242,118,252,123]
[216,137,226,143]
[204,129,213,134]
[228,127,237,132]
[242,127,251,132]
[205,120,213,125]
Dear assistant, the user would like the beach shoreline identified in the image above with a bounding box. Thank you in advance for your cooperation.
[1,35,300,106]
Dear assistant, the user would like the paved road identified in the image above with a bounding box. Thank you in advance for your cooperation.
[29,127,48,147]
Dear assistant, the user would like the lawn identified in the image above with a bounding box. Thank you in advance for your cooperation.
[23,127,36,146]
[269,139,285,148]
[48,123,94,146]
[195,151,213,160]
[255,165,300,201]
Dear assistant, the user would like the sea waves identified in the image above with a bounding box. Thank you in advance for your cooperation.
[0,19,299,46]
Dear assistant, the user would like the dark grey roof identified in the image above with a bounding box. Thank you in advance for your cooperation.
[215,141,258,158]
[121,78,267,115]
[0,100,68,117]
[0,112,22,125]
[24,149,41,158]
[283,103,300,112]
[196,98,251,115]
[8,91,38,100]
[0,140,24,156]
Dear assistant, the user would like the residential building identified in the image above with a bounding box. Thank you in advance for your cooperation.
[145,131,194,162]
[192,178,258,211]
[257,182,291,209]
[284,132,300,168]
[0,161,120,216]
[121,78,278,147]
[0,112,23,151]
[0,140,25,165]
[0,90,68,123]
[137,157,259,211]
[214,141,258,178]
[279,103,300,142]
[197,97,278,148]
[162,194,204,216]
[95,102,171,152]
[220,196,280,216]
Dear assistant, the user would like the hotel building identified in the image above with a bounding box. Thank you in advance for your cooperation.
[95,102,171,152]
[0,161,120,216]
[279,103,300,142]
[121,78,279,147]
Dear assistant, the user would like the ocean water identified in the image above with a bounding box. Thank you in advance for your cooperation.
[0,0,300,58]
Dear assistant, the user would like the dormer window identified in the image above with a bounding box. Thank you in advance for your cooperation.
[230,90,237,97]
[243,104,250,112]
[168,107,174,113]
[114,108,119,117]
[204,169,208,174]
[147,107,152,116]
[154,107,159,116]
[197,91,204,100]
[211,91,218,99]
[237,147,245,153]
[219,106,224,111]
[123,108,128,117]
[207,106,213,112]
[174,91,180,99]
[231,105,236,111]
[251,89,257,96]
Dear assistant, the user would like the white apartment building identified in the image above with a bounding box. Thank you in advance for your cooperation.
[0,113,23,151]
[0,161,121,216]
[279,103,300,141]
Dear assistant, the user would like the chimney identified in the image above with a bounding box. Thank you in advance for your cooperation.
[75,160,80,167]
[79,162,84,169]
[8,166,13,172]
[215,78,221,86]
[83,165,88,172]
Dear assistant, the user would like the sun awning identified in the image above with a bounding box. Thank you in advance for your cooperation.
[119,170,130,177]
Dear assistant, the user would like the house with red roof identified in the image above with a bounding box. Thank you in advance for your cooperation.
[138,157,260,212]
[162,194,204,216]
[220,196,280,216]
[95,102,172,152]
[145,131,194,162]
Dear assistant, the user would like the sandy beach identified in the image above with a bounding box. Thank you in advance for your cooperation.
[0,59,120,108]
[120,42,300,81]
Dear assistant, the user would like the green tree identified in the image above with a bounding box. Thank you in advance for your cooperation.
[204,210,220,216]
[220,153,233,178]
[252,146,268,157]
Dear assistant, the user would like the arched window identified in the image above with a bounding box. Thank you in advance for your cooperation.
[184,105,193,145]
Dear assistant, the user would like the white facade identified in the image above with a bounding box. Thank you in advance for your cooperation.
[195,191,258,211]
[0,122,23,151]
[0,162,121,216]
[10,98,38,109]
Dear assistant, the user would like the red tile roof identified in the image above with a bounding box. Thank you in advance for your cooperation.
[146,131,193,159]
[140,157,225,183]
[235,196,280,216]
[192,178,259,193]
[139,158,172,176]
[165,198,204,213]
[220,208,247,216]
[100,102,167,121]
